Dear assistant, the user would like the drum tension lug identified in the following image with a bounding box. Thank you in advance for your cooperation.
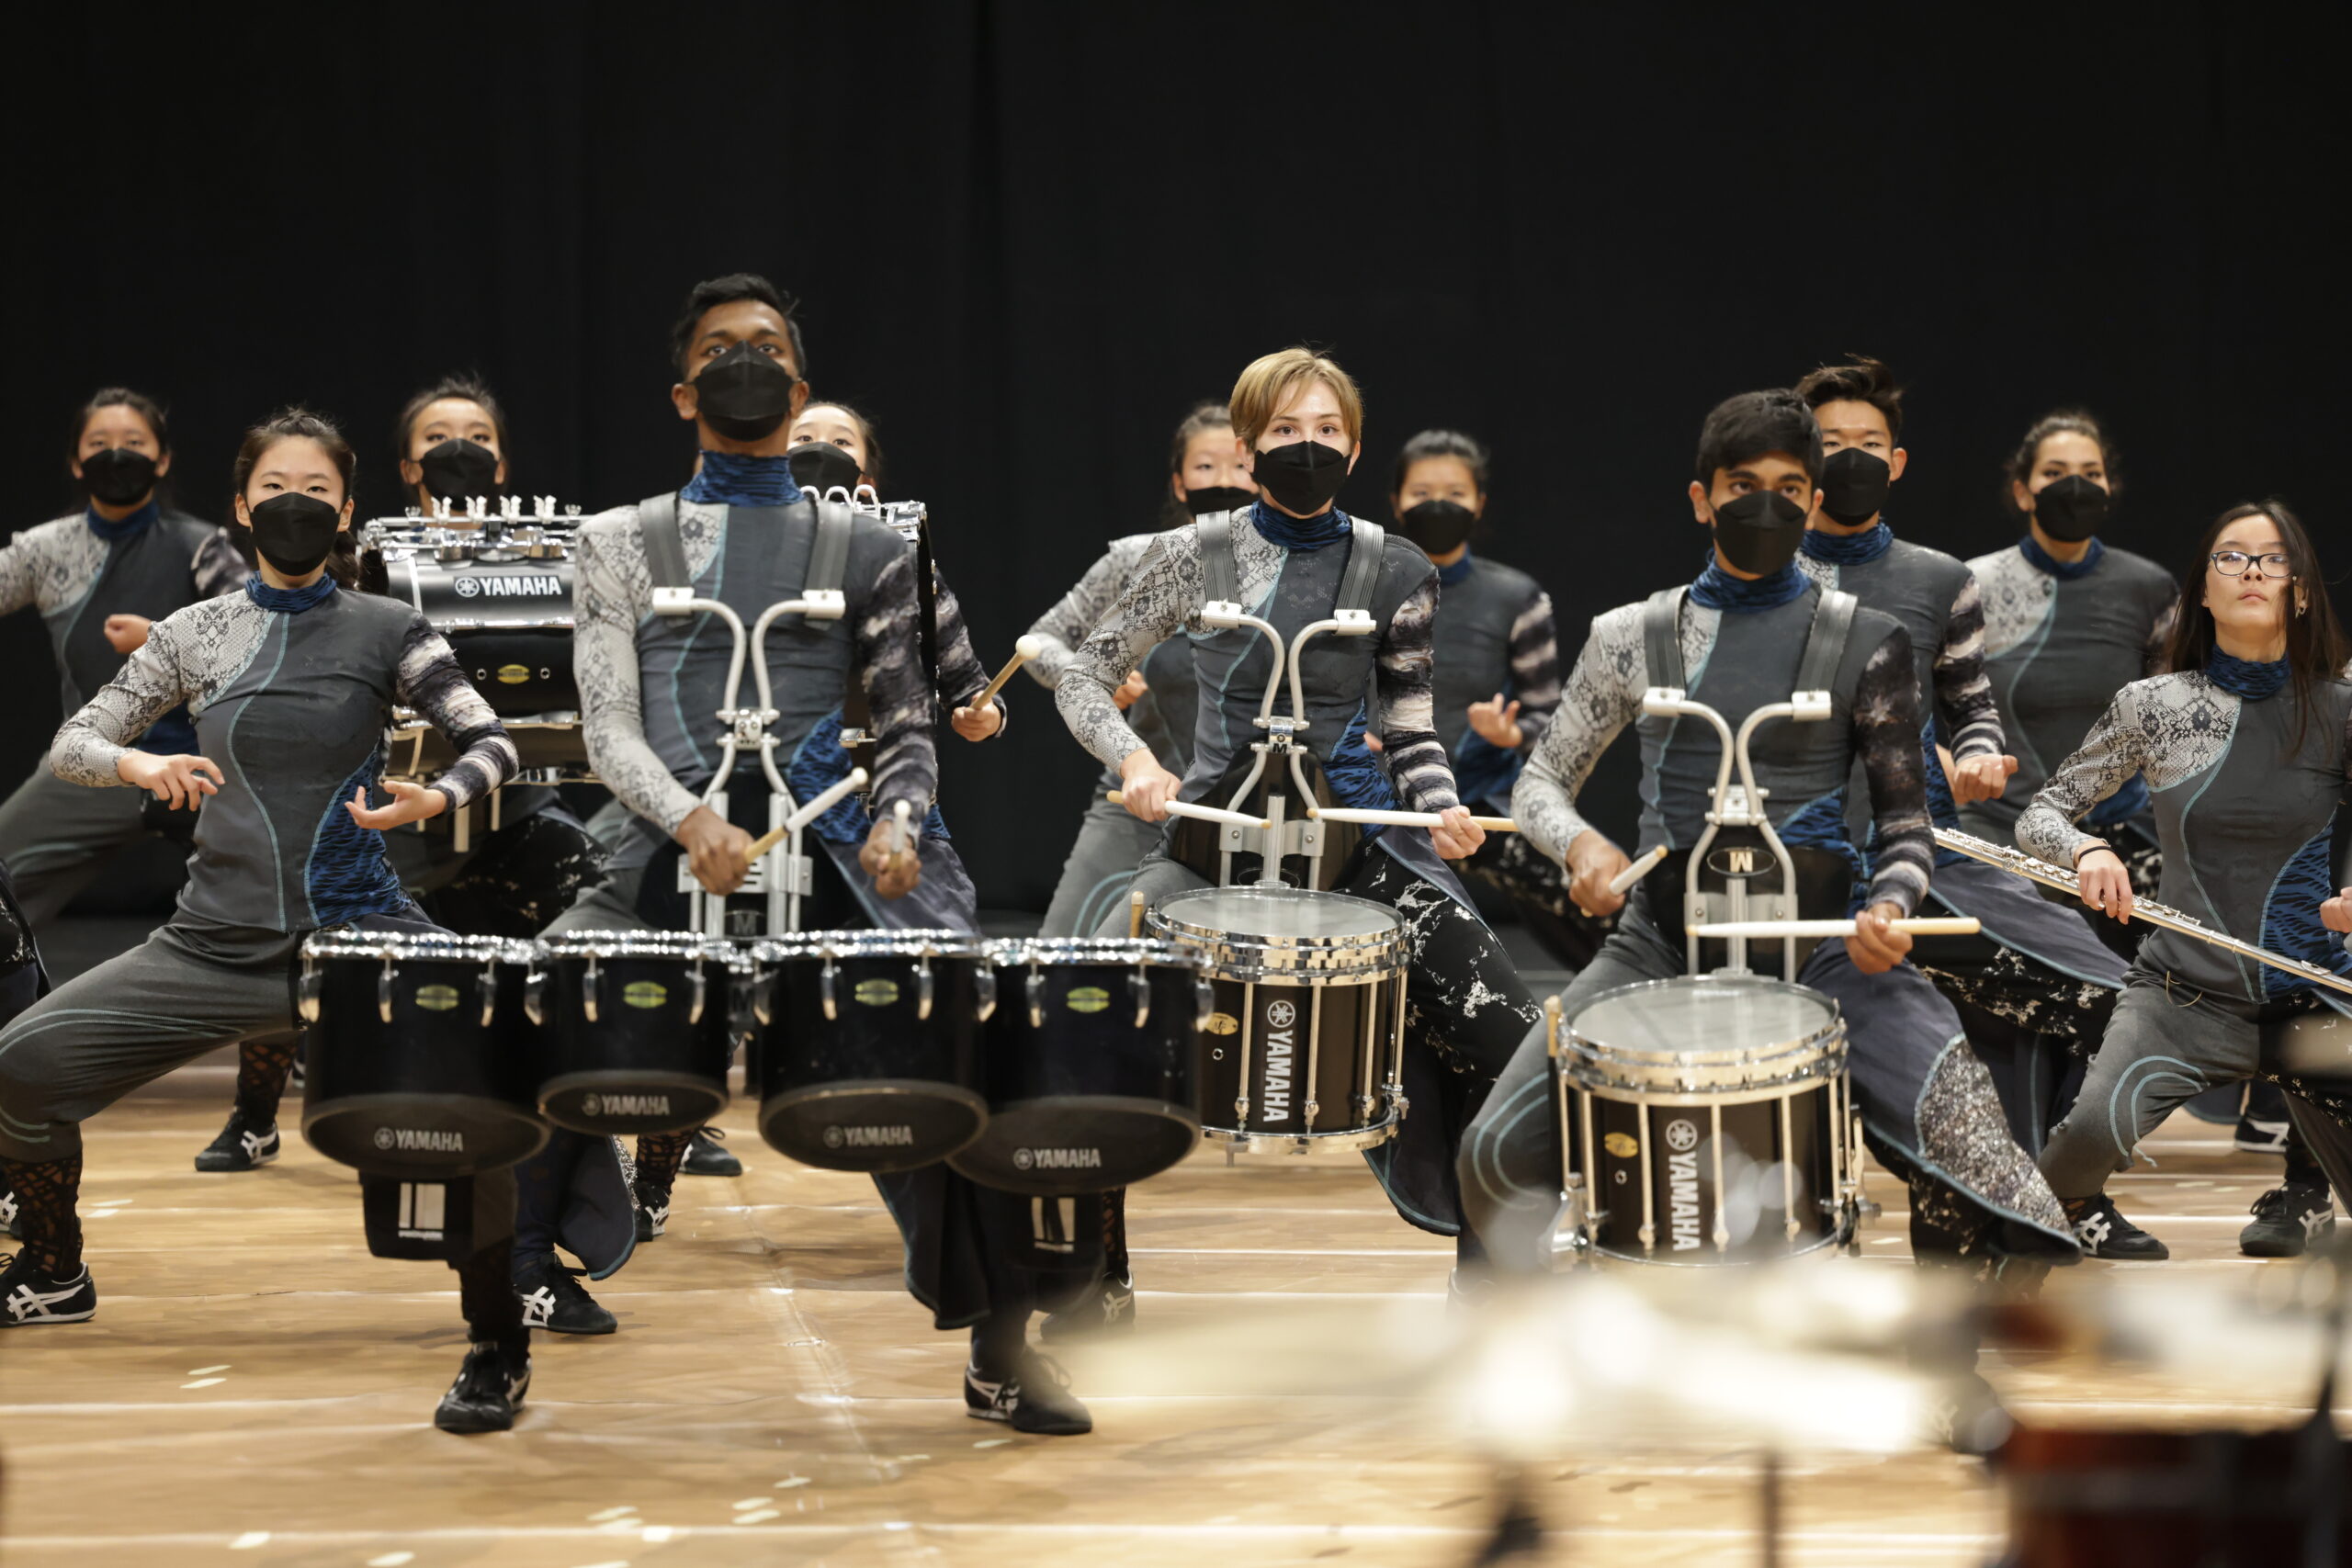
[1128,966,1151,1029]
[478,962,499,1028]
[688,962,707,1026]
[379,958,398,1025]
[582,955,601,1023]
[1026,966,1046,1029]
[820,957,839,1021]
[974,968,998,1022]
[916,956,935,1022]
[523,969,546,1027]
[298,965,322,1025]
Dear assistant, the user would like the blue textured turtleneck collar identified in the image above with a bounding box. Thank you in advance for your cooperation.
[244,573,338,614]
[1802,520,1892,566]
[2207,649,2290,701]
[1690,553,1810,612]
[1249,498,1351,551]
[2020,533,2104,581]
[681,450,805,508]
[1436,550,1476,587]
[85,498,158,543]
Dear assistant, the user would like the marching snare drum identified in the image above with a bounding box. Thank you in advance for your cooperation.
[532,932,746,1135]
[748,930,990,1172]
[947,937,1213,1196]
[1552,976,1855,1264]
[1149,886,1406,1152]
[299,931,547,1179]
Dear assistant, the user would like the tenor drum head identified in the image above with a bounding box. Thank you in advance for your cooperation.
[1157,886,1398,942]
[1565,976,1844,1097]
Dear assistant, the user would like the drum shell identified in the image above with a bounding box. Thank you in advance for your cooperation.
[1573,1083,1838,1264]
[1998,1426,2352,1567]
[388,717,589,782]
[302,950,547,1179]
[385,553,576,718]
[948,949,1208,1196]
[751,942,987,1173]
[1195,969,1399,1143]
[535,947,737,1134]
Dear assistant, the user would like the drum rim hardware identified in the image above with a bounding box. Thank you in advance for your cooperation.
[1150,886,1403,984]
[1558,975,1849,1099]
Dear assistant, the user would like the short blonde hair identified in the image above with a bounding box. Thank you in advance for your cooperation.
[1228,348,1364,449]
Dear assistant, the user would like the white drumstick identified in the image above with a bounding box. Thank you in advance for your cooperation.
[892,798,913,857]
[974,635,1045,709]
[1686,917,1981,940]
[742,768,871,864]
[1606,844,1669,897]
[1105,791,1271,830]
[1307,806,1517,832]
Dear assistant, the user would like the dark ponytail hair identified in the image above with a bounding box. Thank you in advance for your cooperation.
[2163,500,2347,753]
[230,406,362,589]
[2003,408,2120,516]
[1158,400,1235,527]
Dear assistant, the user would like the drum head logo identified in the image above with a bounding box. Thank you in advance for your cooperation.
[453,576,481,598]
[822,1125,843,1149]
[579,1093,603,1118]
[622,980,668,1010]
[1066,986,1110,1014]
[413,984,461,1012]
[1203,1012,1239,1036]
[496,664,531,685]
[853,978,899,1008]
[1266,999,1297,1030]
[1665,1118,1700,1153]
[1603,1131,1640,1159]
[1012,1147,1035,1170]
[373,1127,396,1150]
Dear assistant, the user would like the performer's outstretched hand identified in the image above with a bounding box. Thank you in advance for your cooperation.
[1466,693,1524,749]
[1116,750,1182,822]
[2075,845,2135,926]
[1565,831,1634,919]
[1946,752,2019,806]
[1113,670,1148,711]
[117,750,223,808]
[861,815,922,899]
[345,779,447,832]
[1848,901,1913,975]
[103,614,153,654]
[2323,885,2352,934]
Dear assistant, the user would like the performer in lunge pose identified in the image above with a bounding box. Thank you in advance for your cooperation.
[544,274,1093,1435]
[0,389,243,928]
[1791,359,2127,1170]
[1458,391,2076,1389]
[0,408,530,1433]
[1057,349,1540,1272]
[2018,500,2352,1258]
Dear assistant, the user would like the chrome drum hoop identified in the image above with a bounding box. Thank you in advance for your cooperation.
[986,936,1207,975]
[1201,1116,1400,1155]
[300,931,537,967]
[1562,976,1846,1098]
[750,928,989,965]
[540,931,744,968]
[1150,888,1404,984]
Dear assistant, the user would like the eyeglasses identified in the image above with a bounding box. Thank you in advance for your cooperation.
[2211,550,2293,579]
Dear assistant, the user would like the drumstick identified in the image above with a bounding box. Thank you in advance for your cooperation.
[1684,917,1982,940]
[1606,845,1669,897]
[971,635,1046,710]
[891,798,913,858]
[741,767,870,864]
[1104,791,1272,830]
[1306,806,1517,832]
[1128,888,1147,939]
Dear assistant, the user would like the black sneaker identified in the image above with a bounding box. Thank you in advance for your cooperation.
[434,1339,532,1433]
[514,1252,616,1335]
[965,1348,1093,1436]
[2235,1113,2291,1155]
[1039,1271,1136,1343]
[2064,1194,2170,1260]
[2,1252,97,1325]
[1,1188,18,1240]
[2241,1181,2336,1258]
[194,1110,281,1173]
[680,1126,741,1178]
[633,1190,669,1243]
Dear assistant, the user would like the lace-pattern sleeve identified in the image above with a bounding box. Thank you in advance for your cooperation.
[49,617,197,785]
[575,511,707,836]
[1054,531,1202,769]
[2016,686,2149,868]
[1511,604,1645,864]
[1025,535,1154,689]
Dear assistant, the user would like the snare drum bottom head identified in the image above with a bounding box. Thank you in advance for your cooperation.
[540,1070,729,1135]
[759,1080,989,1174]
[949,1095,1201,1196]
[303,1091,549,1179]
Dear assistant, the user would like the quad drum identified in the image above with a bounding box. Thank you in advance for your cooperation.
[1550,976,1856,1264]
[532,932,744,1135]
[1149,886,1406,1152]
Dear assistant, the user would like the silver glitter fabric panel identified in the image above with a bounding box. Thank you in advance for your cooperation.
[1914,944,2119,1045]
[1968,546,2054,661]
[1910,1036,2072,1248]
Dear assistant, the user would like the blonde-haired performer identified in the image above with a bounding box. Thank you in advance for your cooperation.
[1054,348,1538,1280]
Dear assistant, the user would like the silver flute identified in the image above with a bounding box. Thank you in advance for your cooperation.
[1934,828,2352,1000]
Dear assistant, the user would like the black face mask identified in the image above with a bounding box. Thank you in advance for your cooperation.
[1396,499,1476,556]
[786,440,864,496]
[1711,490,1809,576]
[1182,484,1256,517]
[1817,448,1892,527]
[247,492,345,576]
[2031,474,2109,542]
[690,342,799,442]
[82,446,158,507]
[417,438,500,504]
[1250,440,1351,516]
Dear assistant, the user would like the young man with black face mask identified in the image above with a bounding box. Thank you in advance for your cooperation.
[1457,389,2077,1448]
[0,389,245,930]
[544,275,1098,1436]
[1791,358,2132,1229]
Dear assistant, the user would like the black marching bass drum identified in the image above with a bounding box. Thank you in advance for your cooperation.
[299,931,548,1179]
[531,931,748,1135]
[947,937,1212,1196]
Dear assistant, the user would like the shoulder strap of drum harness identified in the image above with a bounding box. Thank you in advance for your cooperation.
[1172,513,1388,890]
[1638,582,1860,973]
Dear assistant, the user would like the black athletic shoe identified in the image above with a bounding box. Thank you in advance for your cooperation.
[2235,1113,2291,1155]
[966,1348,1092,1436]
[1,1188,19,1240]
[434,1339,532,1433]
[2242,1181,2336,1258]
[2064,1194,2170,1260]
[633,1190,669,1243]
[680,1126,741,1178]
[514,1252,617,1335]
[1039,1271,1136,1343]
[1,1252,97,1325]
[194,1110,281,1173]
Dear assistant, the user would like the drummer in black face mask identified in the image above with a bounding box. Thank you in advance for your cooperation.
[1056,349,1541,1281]
[1459,390,2076,1349]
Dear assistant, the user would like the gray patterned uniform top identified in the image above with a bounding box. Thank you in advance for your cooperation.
[1024,527,1194,774]
[1429,553,1559,811]
[49,585,515,933]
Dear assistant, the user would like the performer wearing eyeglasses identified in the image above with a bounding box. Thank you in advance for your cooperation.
[2018,502,2352,1258]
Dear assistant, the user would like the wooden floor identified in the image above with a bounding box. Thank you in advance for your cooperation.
[1,1059,2337,1568]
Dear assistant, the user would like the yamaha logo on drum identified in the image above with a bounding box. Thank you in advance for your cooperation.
[1665,1118,1702,1251]
[413,984,461,1012]
[822,1124,914,1149]
[1260,997,1298,1121]
[1665,1118,1699,1152]
[580,1092,669,1119]
[373,1126,465,1153]
[1012,1147,1103,1172]
[450,572,562,599]
[1066,986,1110,1014]
[622,981,669,1010]
[853,978,900,1008]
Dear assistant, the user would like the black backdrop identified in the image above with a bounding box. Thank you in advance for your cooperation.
[6,4,2347,910]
